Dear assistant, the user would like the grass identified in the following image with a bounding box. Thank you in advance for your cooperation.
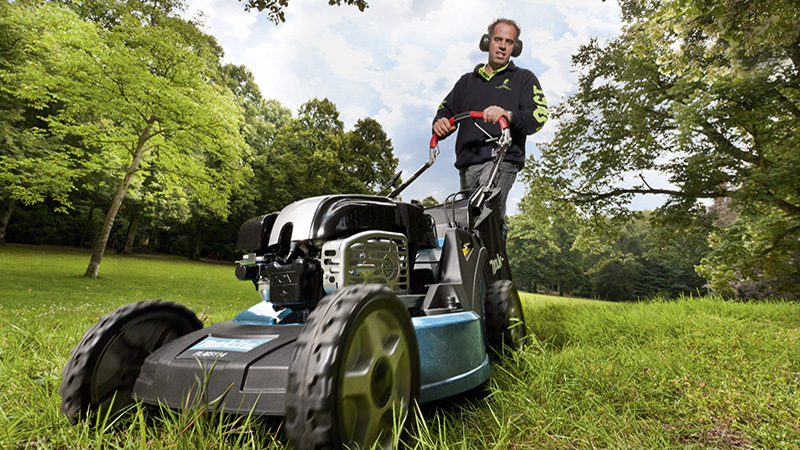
[1,244,799,449]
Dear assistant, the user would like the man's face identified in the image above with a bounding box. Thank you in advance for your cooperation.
[488,22,517,69]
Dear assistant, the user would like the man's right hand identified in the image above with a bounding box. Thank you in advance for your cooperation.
[433,117,457,138]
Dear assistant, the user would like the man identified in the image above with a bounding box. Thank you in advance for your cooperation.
[433,18,548,219]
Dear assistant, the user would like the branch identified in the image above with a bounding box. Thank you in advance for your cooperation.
[759,224,800,257]
[638,174,654,190]
[776,88,800,121]
[239,0,369,22]
[775,198,800,218]
[699,119,761,166]
[566,186,727,205]
[568,185,800,218]
[1,37,23,54]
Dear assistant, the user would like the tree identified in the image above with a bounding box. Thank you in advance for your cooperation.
[345,118,399,194]
[257,98,397,209]
[584,213,706,301]
[0,1,86,244]
[12,1,249,277]
[507,175,587,296]
[529,0,800,297]
[247,98,293,215]
[420,196,439,207]
[237,0,368,23]
[116,170,193,254]
[258,98,344,206]
[221,64,290,155]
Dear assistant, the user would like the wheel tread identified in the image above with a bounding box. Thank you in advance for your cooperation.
[485,280,526,352]
[285,284,419,449]
[58,300,202,424]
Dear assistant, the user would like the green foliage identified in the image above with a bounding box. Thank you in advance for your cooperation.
[509,174,706,301]
[420,196,439,207]
[528,0,800,298]
[0,0,400,265]
[254,98,398,211]
[55,6,249,217]
[698,206,800,299]
[508,173,584,295]
[345,117,399,193]
[0,1,85,213]
[3,92,398,261]
[222,64,291,156]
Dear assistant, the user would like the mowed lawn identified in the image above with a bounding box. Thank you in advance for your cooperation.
[1,245,799,449]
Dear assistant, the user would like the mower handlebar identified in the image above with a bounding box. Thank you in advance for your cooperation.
[430,111,509,148]
[389,112,510,199]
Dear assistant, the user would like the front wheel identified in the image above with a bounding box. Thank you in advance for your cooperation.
[485,280,527,352]
[285,284,420,449]
[59,300,203,424]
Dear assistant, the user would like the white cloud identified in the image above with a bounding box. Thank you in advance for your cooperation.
[185,0,258,40]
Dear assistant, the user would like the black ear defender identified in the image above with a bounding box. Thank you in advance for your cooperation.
[480,34,523,57]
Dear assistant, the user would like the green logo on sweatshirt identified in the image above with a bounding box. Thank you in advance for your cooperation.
[496,79,512,91]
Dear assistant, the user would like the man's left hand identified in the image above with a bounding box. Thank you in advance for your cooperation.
[483,106,509,124]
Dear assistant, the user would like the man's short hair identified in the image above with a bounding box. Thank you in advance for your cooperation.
[487,18,521,41]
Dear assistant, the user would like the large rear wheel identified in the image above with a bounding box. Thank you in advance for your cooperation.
[485,280,527,352]
[59,300,203,424]
[285,284,420,449]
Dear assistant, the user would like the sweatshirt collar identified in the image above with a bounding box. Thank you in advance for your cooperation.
[476,60,516,81]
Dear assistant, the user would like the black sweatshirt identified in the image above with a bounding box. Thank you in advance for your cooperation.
[433,61,548,170]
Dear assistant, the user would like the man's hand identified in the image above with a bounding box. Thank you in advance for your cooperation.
[483,105,509,124]
[433,117,457,138]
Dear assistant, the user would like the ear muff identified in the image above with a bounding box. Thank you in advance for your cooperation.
[512,39,523,57]
[480,34,490,52]
[480,34,524,58]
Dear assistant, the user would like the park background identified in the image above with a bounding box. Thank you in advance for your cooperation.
[3,0,797,301]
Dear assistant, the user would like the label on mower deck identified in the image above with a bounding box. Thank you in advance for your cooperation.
[189,336,276,353]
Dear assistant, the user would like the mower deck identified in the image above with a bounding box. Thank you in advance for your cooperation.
[133,302,490,414]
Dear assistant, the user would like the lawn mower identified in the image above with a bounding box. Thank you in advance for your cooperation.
[59,111,527,449]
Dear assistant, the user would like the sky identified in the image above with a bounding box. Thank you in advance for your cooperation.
[184,0,634,214]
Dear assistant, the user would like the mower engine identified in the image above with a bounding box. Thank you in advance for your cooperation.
[234,194,434,311]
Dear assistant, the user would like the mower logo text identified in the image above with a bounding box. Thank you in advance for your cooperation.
[190,336,276,353]
[193,350,229,359]
[489,254,504,274]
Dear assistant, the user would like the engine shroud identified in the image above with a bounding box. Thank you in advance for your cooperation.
[238,195,437,253]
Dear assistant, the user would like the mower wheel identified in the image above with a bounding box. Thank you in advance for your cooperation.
[485,280,527,352]
[59,300,203,424]
[285,284,420,449]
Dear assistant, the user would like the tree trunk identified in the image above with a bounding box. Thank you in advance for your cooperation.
[0,198,16,245]
[78,193,98,248]
[191,227,203,260]
[85,123,153,278]
[121,213,140,255]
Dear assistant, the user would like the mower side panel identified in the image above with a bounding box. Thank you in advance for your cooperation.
[421,228,487,315]
[413,311,491,402]
[133,321,301,416]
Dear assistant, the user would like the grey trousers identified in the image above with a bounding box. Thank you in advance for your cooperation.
[458,161,518,218]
